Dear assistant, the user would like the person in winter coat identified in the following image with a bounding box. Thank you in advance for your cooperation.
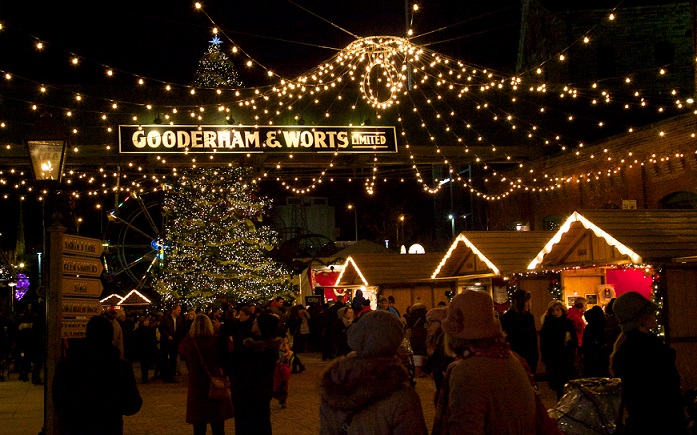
[421,306,454,407]
[334,306,355,357]
[540,300,578,399]
[53,316,142,435]
[580,305,610,377]
[567,297,587,347]
[158,304,185,383]
[406,300,428,377]
[178,314,233,435]
[433,290,536,435]
[320,310,427,435]
[610,291,687,434]
[229,312,282,435]
[351,289,366,313]
[132,315,159,383]
[285,304,308,373]
[500,289,539,374]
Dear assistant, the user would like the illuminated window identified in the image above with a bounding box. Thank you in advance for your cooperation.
[543,215,561,231]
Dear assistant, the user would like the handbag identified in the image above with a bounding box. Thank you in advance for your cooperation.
[208,373,231,401]
[191,337,231,401]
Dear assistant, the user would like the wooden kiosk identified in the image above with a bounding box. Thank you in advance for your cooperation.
[333,253,450,314]
[431,231,555,326]
[527,209,697,390]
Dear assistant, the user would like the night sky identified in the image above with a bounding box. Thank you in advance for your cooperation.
[0,0,524,251]
[0,0,522,82]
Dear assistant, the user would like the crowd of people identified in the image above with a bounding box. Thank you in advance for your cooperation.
[0,303,45,385]
[2,287,690,434]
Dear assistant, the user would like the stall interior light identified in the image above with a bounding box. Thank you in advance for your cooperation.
[527,211,642,270]
[333,256,369,287]
[431,234,500,279]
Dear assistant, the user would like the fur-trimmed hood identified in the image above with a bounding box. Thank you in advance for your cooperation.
[320,354,409,412]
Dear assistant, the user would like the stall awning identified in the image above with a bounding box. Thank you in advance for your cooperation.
[335,253,444,287]
[529,210,697,269]
[431,231,553,279]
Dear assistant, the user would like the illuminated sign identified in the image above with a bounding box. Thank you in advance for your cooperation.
[118,125,398,154]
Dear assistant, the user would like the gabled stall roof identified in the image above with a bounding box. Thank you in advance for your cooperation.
[431,231,553,279]
[100,293,124,306]
[528,210,697,269]
[118,289,152,306]
[335,253,444,287]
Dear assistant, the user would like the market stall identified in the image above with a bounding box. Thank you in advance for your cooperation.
[528,209,697,390]
[332,253,449,314]
[431,231,556,321]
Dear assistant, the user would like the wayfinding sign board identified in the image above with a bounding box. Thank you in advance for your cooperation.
[61,235,104,338]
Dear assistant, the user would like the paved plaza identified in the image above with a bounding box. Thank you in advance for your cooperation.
[0,353,557,434]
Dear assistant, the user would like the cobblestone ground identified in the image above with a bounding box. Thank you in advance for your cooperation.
[0,352,557,434]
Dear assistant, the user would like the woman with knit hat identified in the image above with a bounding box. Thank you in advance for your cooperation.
[610,291,687,434]
[433,290,536,434]
[319,310,427,434]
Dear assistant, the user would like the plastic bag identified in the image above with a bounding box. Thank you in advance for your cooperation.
[549,377,623,435]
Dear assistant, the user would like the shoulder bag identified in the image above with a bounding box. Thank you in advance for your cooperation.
[191,337,231,401]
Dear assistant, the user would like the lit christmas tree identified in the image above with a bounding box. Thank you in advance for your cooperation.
[155,167,291,307]
[192,35,243,88]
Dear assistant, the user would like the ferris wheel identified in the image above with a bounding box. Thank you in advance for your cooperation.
[101,191,169,292]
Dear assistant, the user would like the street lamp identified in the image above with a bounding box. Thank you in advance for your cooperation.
[347,204,358,242]
[24,113,68,182]
[7,280,16,313]
[399,214,405,245]
[24,113,68,435]
[449,214,455,239]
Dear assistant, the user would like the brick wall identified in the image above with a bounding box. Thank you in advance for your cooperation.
[487,113,697,229]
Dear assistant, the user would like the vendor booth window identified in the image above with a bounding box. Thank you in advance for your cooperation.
[543,215,561,231]
[659,191,697,209]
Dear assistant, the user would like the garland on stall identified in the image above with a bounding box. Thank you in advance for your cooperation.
[548,277,563,301]
[506,277,518,303]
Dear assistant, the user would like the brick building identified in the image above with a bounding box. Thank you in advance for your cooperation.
[487,112,697,230]
[485,1,697,229]
[518,0,694,94]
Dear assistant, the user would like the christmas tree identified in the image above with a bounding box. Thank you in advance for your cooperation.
[155,167,291,306]
[192,35,243,88]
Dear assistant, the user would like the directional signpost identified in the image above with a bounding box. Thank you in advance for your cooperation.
[60,236,104,338]
[46,221,104,434]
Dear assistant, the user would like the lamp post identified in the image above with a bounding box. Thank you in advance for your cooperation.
[347,204,358,242]
[7,280,16,313]
[25,113,68,435]
[449,214,455,239]
[399,214,405,246]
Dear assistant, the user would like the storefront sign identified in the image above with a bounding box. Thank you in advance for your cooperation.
[118,125,398,154]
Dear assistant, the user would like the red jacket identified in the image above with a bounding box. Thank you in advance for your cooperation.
[567,307,586,347]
